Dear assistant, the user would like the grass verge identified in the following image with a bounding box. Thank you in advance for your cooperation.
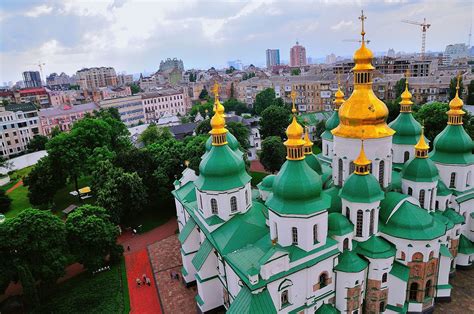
[250,171,269,186]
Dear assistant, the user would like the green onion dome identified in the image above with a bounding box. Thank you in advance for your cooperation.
[430,125,474,165]
[305,153,323,174]
[325,186,342,213]
[257,175,275,191]
[334,250,368,273]
[205,132,240,152]
[266,160,330,215]
[401,157,439,182]
[328,213,353,236]
[355,235,396,259]
[388,113,422,145]
[322,111,339,141]
[339,173,384,203]
[195,144,251,191]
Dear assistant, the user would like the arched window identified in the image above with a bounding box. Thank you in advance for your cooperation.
[199,194,203,210]
[409,282,418,301]
[343,238,349,250]
[419,190,425,208]
[412,252,423,262]
[401,251,406,260]
[325,144,329,156]
[450,172,456,188]
[211,198,218,215]
[338,159,343,186]
[379,160,385,186]
[230,196,237,213]
[435,201,439,210]
[292,227,298,245]
[345,207,350,219]
[408,187,413,196]
[313,225,318,244]
[245,190,249,205]
[281,290,289,306]
[467,171,471,187]
[369,208,375,235]
[382,273,387,283]
[319,273,328,288]
[380,301,386,312]
[356,210,363,237]
[404,151,410,162]
[425,280,431,298]
[349,161,355,174]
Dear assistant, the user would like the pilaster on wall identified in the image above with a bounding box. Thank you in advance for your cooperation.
[364,279,388,314]
[346,285,362,313]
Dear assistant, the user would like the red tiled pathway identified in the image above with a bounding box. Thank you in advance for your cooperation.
[119,218,178,253]
[5,180,23,194]
[250,160,267,173]
[125,249,162,314]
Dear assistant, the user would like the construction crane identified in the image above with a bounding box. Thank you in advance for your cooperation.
[401,18,431,60]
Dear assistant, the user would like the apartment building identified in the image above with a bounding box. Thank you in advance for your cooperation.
[334,57,436,77]
[290,41,307,66]
[266,49,280,68]
[236,78,273,106]
[39,102,98,136]
[48,90,80,107]
[99,95,144,126]
[0,103,40,158]
[117,74,134,86]
[14,88,50,108]
[141,88,189,123]
[22,71,42,88]
[76,67,118,89]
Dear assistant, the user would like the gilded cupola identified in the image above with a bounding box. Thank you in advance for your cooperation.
[284,89,305,160]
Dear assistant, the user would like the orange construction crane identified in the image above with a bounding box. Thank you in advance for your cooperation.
[401,18,431,60]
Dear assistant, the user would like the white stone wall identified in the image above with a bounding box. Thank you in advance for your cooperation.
[322,139,334,160]
[435,162,474,192]
[458,198,474,242]
[392,143,415,164]
[379,235,443,265]
[331,234,353,252]
[386,275,407,313]
[366,256,394,283]
[334,268,366,313]
[401,179,437,211]
[341,199,380,241]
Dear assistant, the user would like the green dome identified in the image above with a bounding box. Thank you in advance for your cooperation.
[325,186,342,213]
[334,250,368,273]
[442,208,464,224]
[401,157,439,182]
[431,211,454,230]
[430,125,474,165]
[355,236,395,259]
[322,111,339,140]
[305,153,322,174]
[257,175,275,191]
[328,213,353,236]
[205,132,240,152]
[195,144,251,191]
[266,160,330,215]
[339,173,384,203]
[388,113,422,145]
[315,304,340,314]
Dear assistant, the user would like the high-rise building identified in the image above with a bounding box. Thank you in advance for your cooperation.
[325,53,337,64]
[266,49,280,68]
[76,67,118,89]
[443,43,469,65]
[22,71,42,88]
[159,58,184,72]
[290,41,307,67]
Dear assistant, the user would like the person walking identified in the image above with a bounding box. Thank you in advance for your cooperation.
[146,277,151,286]
[136,278,141,287]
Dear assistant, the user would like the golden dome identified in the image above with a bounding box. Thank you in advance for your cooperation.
[414,127,429,158]
[284,89,305,160]
[209,81,228,145]
[399,75,413,112]
[354,141,371,175]
[447,75,465,125]
[353,42,375,72]
[303,127,313,154]
[333,85,345,110]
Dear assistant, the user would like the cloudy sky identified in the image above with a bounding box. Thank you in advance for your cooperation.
[0,0,473,83]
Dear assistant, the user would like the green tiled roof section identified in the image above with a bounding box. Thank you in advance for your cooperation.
[388,112,422,145]
[355,236,396,259]
[299,111,332,125]
[390,261,409,282]
[315,304,340,314]
[379,192,409,224]
[178,218,196,244]
[339,173,384,203]
[390,170,402,191]
[437,284,453,289]
[5,102,37,112]
[195,144,251,191]
[458,234,474,254]
[192,238,213,271]
[266,160,330,215]
[306,153,323,175]
[196,294,204,306]
[334,250,368,273]
[437,179,452,196]
[181,266,188,276]
[257,175,275,191]
[455,190,474,203]
[172,181,196,203]
[431,211,454,230]
[401,157,439,182]
[227,286,276,314]
[386,302,408,313]
[328,213,353,236]
[380,200,446,240]
[321,130,334,140]
[205,215,225,226]
[325,186,342,214]
[439,244,453,258]
[430,125,474,165]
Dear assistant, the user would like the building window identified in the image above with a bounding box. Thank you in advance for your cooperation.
[467,171,471,187]
[345,207,350,219]
[292,227,298,245]
[382,273,387,283]
[199,194,203,210]
[349,161,355,174]
[313,225,318,244]
[379,301,386,312]
[343,238,349,250]
[338,159,343,186]
[409,282,418,301]
[408,187,413,196]
[319,273,328,288]
[419,190,425,208]
[379,160,385,186]
[211,198,218,215]
[325,144,329,156]
[401,251,406,260]
[281,290,289,306]
[356,210,363,237]
[425,280,431,298]
[404,151,410,162]
[230,196,237,213]
[245,190,249,205]
[369,208,375,235]
[450,172,456,188]
[435,201,439,210]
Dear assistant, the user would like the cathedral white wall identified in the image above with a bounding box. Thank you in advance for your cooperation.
[322,139,334,159]
[434,194,451,211]
[181,251,197,283]
[258,188,270,201]
[435,163,474,192]
[224,264,242,302]
[392,144,415,164]
[332,234,353,252]
[387,275,407,311]
[455,252,472,266]
[458,199,474,241]
[401,179,437,211]
[179,167,198,187]
[174,199,186,232]
[380,235,442,264]
[437,255,451,288]
[182,226,200,254]
[366,256,394,282]
[333,136,393,187]
[341,199,380,241]
[334,269,366,313]
[196,277,223,312]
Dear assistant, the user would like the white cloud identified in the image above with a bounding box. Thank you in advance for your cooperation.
[25,5,53,18]
[331,20,354,31]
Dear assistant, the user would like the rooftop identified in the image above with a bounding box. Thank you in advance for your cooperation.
[39,102,98,118]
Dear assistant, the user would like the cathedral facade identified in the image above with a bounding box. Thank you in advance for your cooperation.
[172,12,474,314]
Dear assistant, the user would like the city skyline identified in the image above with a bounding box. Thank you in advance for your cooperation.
[1,0,473,82]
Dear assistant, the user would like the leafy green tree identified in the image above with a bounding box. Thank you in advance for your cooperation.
[183,135,208,173]
[394,78,407,98]
[224,98,250,115]
[449,76,464,100]
[226,66,236,74]
[69,84,80,90]
[27,135,48,152]
[467,80,474,106]
[196,119,211,135]
[17,263,39,309]
[50,126,62,138]
[386,99,401,123]
[199,87,209,100]
[254,88,280,115]
[190,100,214,118]
[313,120,326,148]
[24,157,65,206]
[414,102,449,143]
[260,136,286,173]
[0,189,12,213]
[259,105,291,139]
[139,124,172,146]
[130,83,141,94]
[227,121,250,149]
[66,205,123,270]
[291,68,301,76]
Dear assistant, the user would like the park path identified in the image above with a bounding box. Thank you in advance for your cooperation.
[250,160,267,173]
[5,180,23,195]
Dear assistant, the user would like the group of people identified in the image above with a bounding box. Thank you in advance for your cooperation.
[136,273,151,287]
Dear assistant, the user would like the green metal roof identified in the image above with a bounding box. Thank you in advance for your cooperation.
[431,211,454,230]
[266,160,330,215]
[389,170,402,191]
[196,294,204,306]
[437,179,452,196]
[325,186,342,214]
[305,153,323,175]
[173,181,196,203]
[192,238,214,270]
[455,190,474,203]
[178,218,196,244]
[386,303,408,313]
[388,112,422,145]
[458,234,474,255]
[379,192,409,224]
[204,214,225,226]
[390,261,409,282]
[315,304,341,314]
[325,110,340,132]
[5,102,37,112]
[439,244,453,258]
[339,173,384,203]
[257,175,275,191]
[328,213,353,236]
[401,157,439,182]
[205,132,240,152]
[195,144,251,191]
[334,250,368,273]
[442,208,464,224]
[430,124,474,165]
[227,286,276,314]
[299,111,332,125]
[355,236,396,259]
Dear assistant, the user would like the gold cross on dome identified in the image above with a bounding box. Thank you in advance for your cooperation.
[290,88,297,113]
[359,10,367,40]
[211,81,219,97]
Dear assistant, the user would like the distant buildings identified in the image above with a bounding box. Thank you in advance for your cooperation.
[99,95,144,126]
[159,58,184,72]
[117,74,134,86]
[387,48,396,58]
[443,43,469,65]
[39,102,98,136]
[141,88,189,123]
[14,88,50,108]
[290,41,307,67]
[227,60,244,71]
[325,53,337,65]
[46,72,74,86]
[22,71,42,88]
[0,103,40,158]
[266,49,280,68]
[76,67,118,89]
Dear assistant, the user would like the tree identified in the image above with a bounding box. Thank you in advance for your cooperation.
[66,205,122,270]
[230,82,235,99]
[26,135,48,152]
[130,83,141,94]
[224,98,250,115]
[0,189,12,214]
[50,126,62,138]
[190,100,214,118]
[259,105,291,139]
[467,80,474,106]
[17,263,39,309]
[139,124,172,146]
[260,136,286,173]
[291,68,301,76]
[449,76,464,101]
[313,119,326,148]
[183,135,208,173]
[226,66,236,74]
[226,121,250,149]
[24,157,64,206]
[394,78,406,98]
[414,102,449,143]
[199,87,209,100]
[254,88,280,115]
[196,119,211,135]
[386,99,401,123]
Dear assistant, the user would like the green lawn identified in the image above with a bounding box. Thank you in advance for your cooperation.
[34,258,130,314]
[250,171,269,186]
[129,200,174,234]
[51,176,95,215]
[5,184,31,218]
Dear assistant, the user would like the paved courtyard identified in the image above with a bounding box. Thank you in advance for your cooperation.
[435,268,474,313]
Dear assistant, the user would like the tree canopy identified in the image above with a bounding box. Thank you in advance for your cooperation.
[26,135,48,152]
[254,88,281,115]
[467,80,474,106]
[139,124,173,146]
[226,121,250,149]
[223,98,250,115]
[199,87,209,100]
[449,76,464,100]
[259,105,291,139]
[0,189,11,214]
[259,136,286,173]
